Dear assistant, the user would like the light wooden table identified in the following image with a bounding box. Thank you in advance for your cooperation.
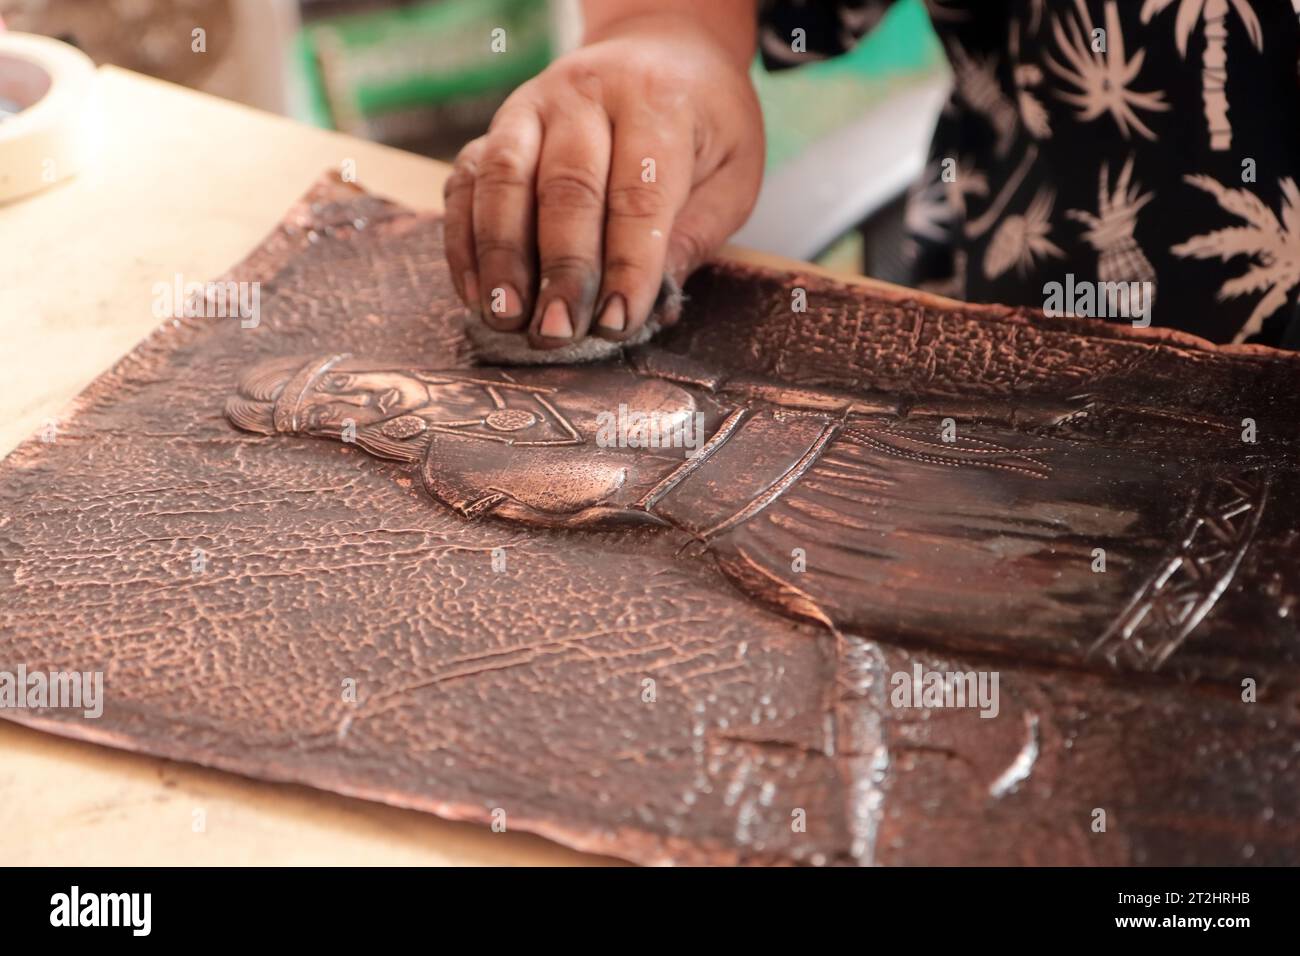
[0,66,890,866]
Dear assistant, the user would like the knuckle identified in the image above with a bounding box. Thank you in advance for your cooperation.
[537,170,605,212]
[602,256,654,285]
[606,183,665,221]
[540,252,598,279]
[669,229,709,269]
[630,65,685,112]
[443,169,474,200]
[477,149,531,189]
[475,236,526,260]
[553,64,605,106]
[452,138,486,172]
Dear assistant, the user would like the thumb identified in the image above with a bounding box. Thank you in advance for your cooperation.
[661,161,762,324]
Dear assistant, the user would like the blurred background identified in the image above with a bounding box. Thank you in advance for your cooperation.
[0,0,949,277]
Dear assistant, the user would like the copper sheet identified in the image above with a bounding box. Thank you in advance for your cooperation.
[1,176,1298,865]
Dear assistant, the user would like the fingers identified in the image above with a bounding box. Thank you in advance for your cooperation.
[591,124,692,341]
[450,81,760,346]
[471,106,543,331]
[443,137,486,311]
[528,106,613,348]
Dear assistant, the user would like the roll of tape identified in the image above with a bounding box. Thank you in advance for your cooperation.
[0,32,99,204]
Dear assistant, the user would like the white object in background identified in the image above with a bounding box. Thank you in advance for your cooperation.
[0,32,100,205]
[732,71,951,261]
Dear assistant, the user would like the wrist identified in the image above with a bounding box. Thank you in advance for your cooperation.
[580,2,757,73]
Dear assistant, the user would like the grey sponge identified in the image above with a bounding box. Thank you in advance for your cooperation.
[465,316,663,365]
[465,278,681,365]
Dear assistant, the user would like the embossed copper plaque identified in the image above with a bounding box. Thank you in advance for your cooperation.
[2,176,1298,865]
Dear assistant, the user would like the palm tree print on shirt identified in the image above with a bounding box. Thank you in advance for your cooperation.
[1173,175,1300,342]
[903,162,957,265]
[945,156,990,221]
[1046,0,1170,140]
[1068,156,1158,313]
[985,185,1065,279]
[756,0,1300,344]
[1141,0,1264,151]
[949,39,1021,157]
[1010,18,1052,139]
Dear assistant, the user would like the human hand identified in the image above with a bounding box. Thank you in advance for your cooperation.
[443,5,764,349]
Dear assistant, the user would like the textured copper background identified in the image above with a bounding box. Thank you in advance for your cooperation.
[1,176,1298,865]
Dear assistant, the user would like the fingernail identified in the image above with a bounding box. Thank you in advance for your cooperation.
[538,299,574,339]
[463,271,480,312]
[490,283,523,319]
[597,294,626,333]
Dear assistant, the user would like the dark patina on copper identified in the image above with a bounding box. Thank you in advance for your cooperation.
[226,350,1296,691]
[2,175,1298,865]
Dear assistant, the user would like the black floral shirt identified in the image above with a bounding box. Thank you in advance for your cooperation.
[760,0,1300,346]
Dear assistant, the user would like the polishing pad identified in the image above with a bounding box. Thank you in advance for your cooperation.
[465,316,663,365]
[465,277,681,365]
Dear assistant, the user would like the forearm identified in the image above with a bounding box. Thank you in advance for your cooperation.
[580,0,759,71]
